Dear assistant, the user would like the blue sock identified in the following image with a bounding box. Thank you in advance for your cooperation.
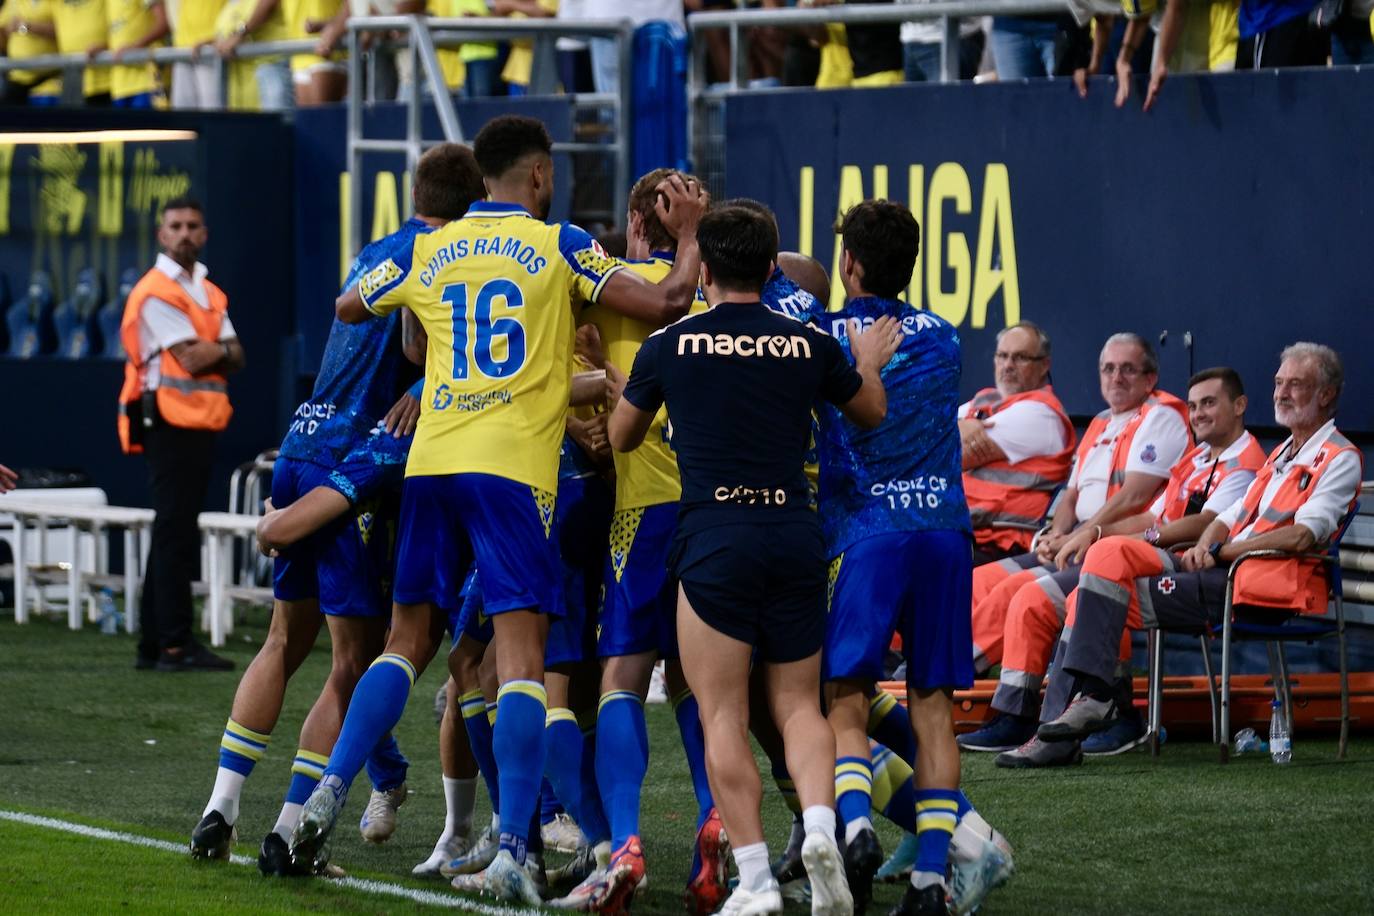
[546,708,610,845]
[595,690,648,848]
[914,788,961,883]
[219,718,271,776]
[286,749,328,804]
[493,680,548,864]
[460,689,500,814]
[540,776,563,825]
[321,654,416,793]
[365,734,409,793]
[868,691,917,766]
[955,790,973,819]
[835,755,875,830]
[671,688,715,828]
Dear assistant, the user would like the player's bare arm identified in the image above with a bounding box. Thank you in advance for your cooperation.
[335,286,369,324]
[255,487,352,555]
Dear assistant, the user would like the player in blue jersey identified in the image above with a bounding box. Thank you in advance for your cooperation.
[290,116,707,904]
[608,204,901,916]
[188,144,487,875]
[814,200,1005,916]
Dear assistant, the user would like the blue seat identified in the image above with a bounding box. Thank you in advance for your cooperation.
[54,268,105,360]
[99,268,139,360]
[6,271,56,358]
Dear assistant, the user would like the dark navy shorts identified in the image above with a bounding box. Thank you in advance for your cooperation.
[671,516,827,664]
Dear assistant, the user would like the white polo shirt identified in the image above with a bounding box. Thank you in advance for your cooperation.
[138,253,236,390]
[1067,404,1189,521]
[957,395,1069,466]
[1215,420,1362,545]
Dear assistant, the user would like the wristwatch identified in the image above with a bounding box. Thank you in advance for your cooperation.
[1206,542,1224,563]
[1142,526,1161,545]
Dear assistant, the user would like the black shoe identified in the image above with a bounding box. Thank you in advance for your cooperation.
[844,827,883,914]
[888,882,950,916]
[134,653,158,670]
[189,811,236,860]
[259,831,309,876]
[771,817,806,884]
[157,643,234,672]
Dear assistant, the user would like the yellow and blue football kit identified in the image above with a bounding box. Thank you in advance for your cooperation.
[582,253,704,658]
[360,200,623,618]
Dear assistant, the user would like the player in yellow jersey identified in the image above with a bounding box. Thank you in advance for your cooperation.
[52,0,111,103]
[291,115,706,905]
[0,0,63,105]
[104,0,169,107]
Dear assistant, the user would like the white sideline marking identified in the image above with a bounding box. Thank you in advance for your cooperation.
[0,809,544,914]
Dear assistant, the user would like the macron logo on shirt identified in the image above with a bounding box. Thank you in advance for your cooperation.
[677,332,812,359]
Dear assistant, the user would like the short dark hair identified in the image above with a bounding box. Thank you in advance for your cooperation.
[628,167,702,253]
[838,200,919,299]
[414,143,484,220]
[473,115,552,179]
[596,229,627,259]
[162,196,203,216]
[1188,366,1245,401]
[698,204,778,294]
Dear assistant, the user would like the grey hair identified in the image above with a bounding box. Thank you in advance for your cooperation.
[996,321,1051,358]
[1101,332,1158,375]
[1280,341,1344,399]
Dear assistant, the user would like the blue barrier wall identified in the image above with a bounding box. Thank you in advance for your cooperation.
[723,69,1374,438]
[0,109,294,508]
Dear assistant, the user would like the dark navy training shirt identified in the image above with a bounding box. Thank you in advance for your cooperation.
[622,300,862,533]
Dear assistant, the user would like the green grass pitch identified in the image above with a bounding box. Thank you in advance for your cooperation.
[1,609,1371,914]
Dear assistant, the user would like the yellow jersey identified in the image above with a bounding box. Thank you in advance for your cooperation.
[171,0,222,46]
[283,0,341,71]
[582,254,704,510]
[53,0,112,96]
[428,0,465,88]
[451,0,497,62]
[4,0,62,96]
[107,0,161,99]
[499,0,557,87]
[360,201,625,492]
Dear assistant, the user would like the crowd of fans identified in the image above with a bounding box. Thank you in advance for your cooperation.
[1,0,1370,112]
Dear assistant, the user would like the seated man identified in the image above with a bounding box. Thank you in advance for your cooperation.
[960,321,1076,567]
[1016,343,1362,766]
[966,367,1265,759]
[969,333,1191,676]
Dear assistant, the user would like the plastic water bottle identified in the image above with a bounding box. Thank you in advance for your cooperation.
[1269,699,1291,764]
[96,589,122,635]
[1233,728,1267,754]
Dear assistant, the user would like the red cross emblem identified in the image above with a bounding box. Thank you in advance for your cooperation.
[1157,576,1176,595]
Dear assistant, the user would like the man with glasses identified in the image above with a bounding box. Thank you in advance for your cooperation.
[959,322,1076,567]
[960,333,1190,749]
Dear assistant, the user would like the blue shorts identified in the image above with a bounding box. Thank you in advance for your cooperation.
[270,456,396,617]
[671,514,827,665]
[548,474,612,666]
[598,502,680,659]
[823,529,975,690]
[113,92,154,108]
[452,566,493,646]
[393,473,564,619]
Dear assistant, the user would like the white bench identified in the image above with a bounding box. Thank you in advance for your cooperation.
[2,497,154,634]
[198,511,274,648]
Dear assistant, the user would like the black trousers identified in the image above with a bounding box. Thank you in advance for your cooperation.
[137,420,216,658]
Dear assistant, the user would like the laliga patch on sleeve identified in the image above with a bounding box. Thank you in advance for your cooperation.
[360,259,402,299]
[1139,444,1157,464]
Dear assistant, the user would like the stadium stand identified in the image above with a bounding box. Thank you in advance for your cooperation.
[5,271,55,358]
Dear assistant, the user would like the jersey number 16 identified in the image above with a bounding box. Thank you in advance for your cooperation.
[441,279,527,380]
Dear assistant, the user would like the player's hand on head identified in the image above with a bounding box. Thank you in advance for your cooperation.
[383,390,422,438]
[655,174,708,240]
[0,463,17,494]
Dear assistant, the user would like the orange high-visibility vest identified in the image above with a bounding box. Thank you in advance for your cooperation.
[963,386,1077,552]
[1155,434,1268,526]
[116,268,232,454]
[1076,389,1191,502]
[1225,428,1362,613]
